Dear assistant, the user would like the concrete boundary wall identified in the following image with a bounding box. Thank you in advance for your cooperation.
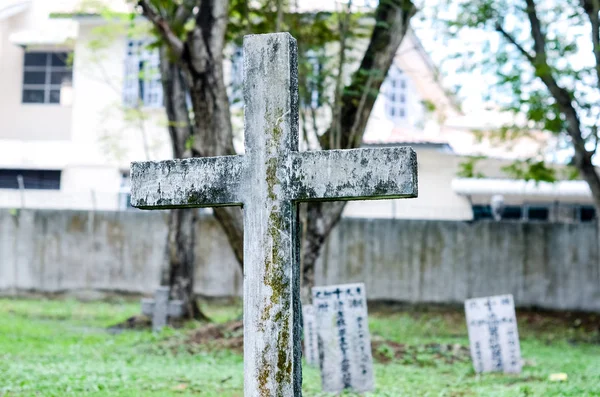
[1,210,599,311]
[316,219,600,311]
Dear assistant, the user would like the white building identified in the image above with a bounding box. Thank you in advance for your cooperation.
[0,0,596,222]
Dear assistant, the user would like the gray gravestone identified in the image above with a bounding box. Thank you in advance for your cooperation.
[465,294,522,374]
[312,283,374,393]
[141,287,185,332]
[130,32,417,396]
[302,305,318,366]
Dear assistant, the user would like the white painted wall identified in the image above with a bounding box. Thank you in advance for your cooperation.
[0,4,171,210]
[0,3,72,141]
[344,147,475,220]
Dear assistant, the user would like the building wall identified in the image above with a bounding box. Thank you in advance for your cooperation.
[0,11,173,210]
[2,209,599,312]
[343,147,517,220]
[0,6,72,141]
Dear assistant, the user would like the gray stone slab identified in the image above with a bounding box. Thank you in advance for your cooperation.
[130,32,418,396]
[465,294,522,374]
[290,148,417,201]
[131,155,245,209]
[312,283,374,393]
[302,304,318,366]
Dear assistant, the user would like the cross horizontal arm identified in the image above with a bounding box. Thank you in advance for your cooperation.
[290,147,417,201]
[130,155,245,209]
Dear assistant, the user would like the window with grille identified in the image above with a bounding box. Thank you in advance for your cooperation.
[579,206,596,222]
[228,46,323,109]
[0,169,61,190]
[22,52,72,104]
[229,45,244,107]
[124,39,163,108]
[119,171,134,210]
[383,65,407,123]
[305,50,322,109]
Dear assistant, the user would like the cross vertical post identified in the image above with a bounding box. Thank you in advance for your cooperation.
[242,33,301,396]
[131,32,418,396]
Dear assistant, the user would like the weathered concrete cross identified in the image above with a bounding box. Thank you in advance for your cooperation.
[130,32,417,396]
[141,286,185,332]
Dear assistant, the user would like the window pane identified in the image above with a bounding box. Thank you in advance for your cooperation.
[473,205,492,220]
[49,90,61,104]
[581,206,596,221]
[22,89,45,103]
[528,207,549,221]
[23,71,46,84]
[51,53,69,67]
[0,169,61,190]
[24,52,47,66]
[502,206,522,220]
[50,70,72,85]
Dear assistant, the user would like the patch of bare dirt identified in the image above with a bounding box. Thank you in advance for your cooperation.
[371,338,470,365]
[108,314,152,332]
[186,320,244,352]
[183,320,470,366]
[108,314,192,332]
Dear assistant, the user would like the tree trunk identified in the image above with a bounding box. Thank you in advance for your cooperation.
[181,0,246,267]
[300,201,346,300]
[143,0,415,307]
[164,208,209,321]
[159,46,208,321]
[303,0,416,298]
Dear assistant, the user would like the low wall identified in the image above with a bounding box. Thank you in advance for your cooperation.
[0,209,242,297]
[1,209,598,311]
[316,219,600,311]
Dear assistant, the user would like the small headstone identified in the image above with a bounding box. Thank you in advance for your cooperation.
[312,282,374,393]
[465,294,522,374]
[141,286,185,332]
[302,304,318,366]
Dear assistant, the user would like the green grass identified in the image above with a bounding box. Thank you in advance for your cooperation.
[1,298,599,396]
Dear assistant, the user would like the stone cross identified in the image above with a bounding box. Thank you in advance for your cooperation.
[130,32,417,396]
[312,283,374,393]
[141,286,185,332]
[301,304,318,366]
[464,294,522,374]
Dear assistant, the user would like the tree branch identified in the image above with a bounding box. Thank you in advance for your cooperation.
[524,0,547,64]
[521,0,585,150]
[494,23,534,63]
[174,1,196,28]
[138,0,184,59]
[320,0,416,150]
[581,0,600,92]
[516,0,600,207]
[304,0,416,296]
[331,0,352,150]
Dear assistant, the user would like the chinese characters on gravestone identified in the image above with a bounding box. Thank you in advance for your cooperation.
[131,32,417,396]
[313,283,375,393]
[302,305,319,366]
[465,294,522,374]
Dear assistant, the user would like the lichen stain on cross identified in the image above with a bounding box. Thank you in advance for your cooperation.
[130,32,417,397]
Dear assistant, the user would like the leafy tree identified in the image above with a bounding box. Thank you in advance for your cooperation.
[132,0,415,317]
[427,0,600,206]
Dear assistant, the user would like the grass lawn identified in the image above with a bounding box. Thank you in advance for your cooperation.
[1,297,599,396]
